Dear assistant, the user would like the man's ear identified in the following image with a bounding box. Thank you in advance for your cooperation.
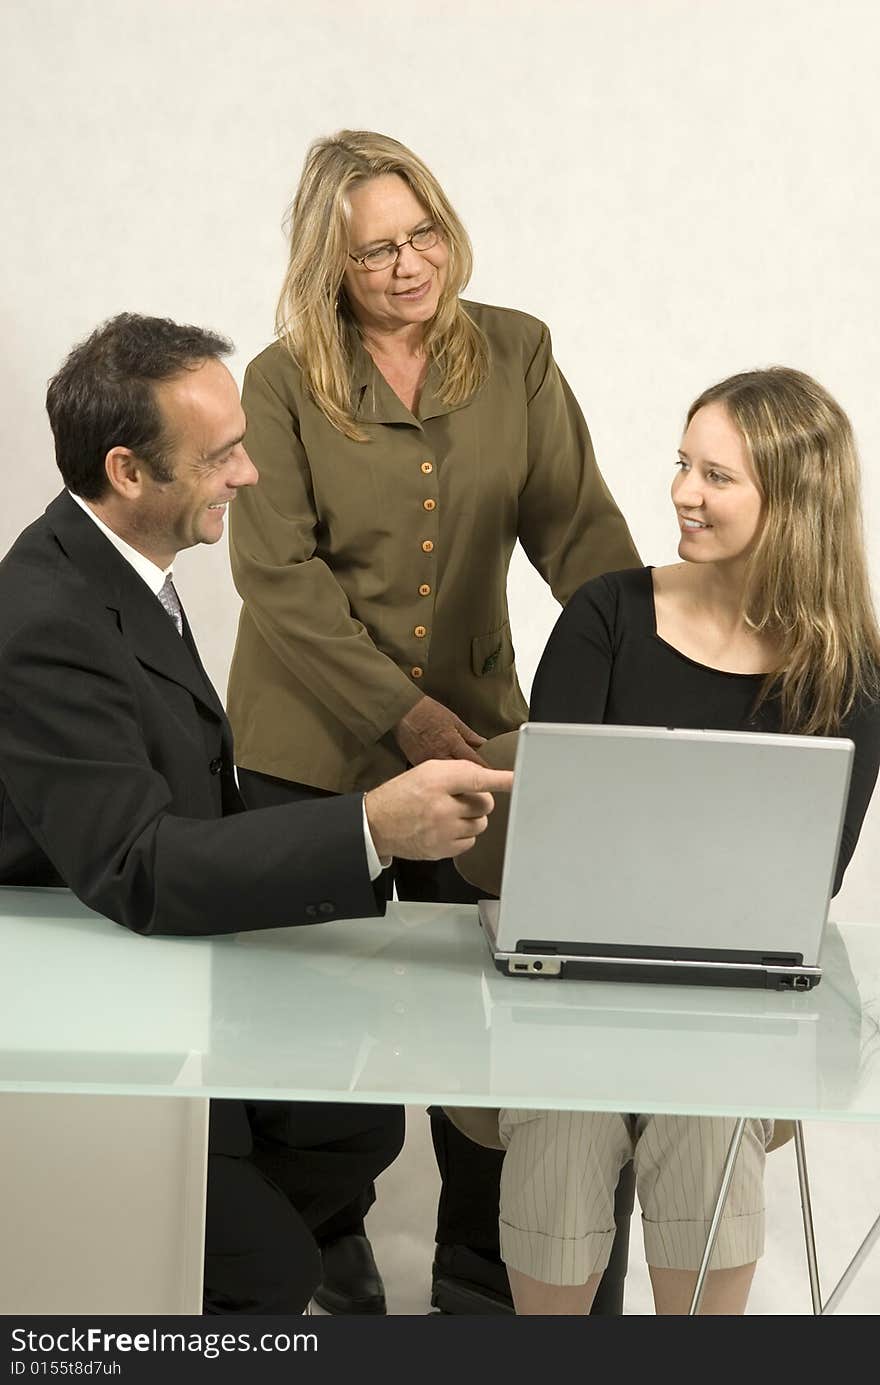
[104,447,148,499]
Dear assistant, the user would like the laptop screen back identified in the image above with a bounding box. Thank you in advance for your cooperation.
[495,724,853,966]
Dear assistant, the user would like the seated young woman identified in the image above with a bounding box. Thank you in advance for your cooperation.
[499,366,880,1315]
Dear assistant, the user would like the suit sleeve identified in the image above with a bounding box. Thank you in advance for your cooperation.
[230,358,420,744]
[0,612,385,937]
[832,694,880,895]
[516,326,640,605]
[530,581,615,724]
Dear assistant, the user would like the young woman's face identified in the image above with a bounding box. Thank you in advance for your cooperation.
[672,403,764,567]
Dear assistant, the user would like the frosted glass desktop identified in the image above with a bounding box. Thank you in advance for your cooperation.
[1,886,878,1314]
[0,887,878,1118]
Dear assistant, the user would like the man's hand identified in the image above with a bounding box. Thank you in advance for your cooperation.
[364,760,514,862]
[394,695,488,767]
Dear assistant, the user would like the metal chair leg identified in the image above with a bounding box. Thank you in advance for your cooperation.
[688,1117,747,1315]
[793,1121,823,1313]
[821,1209,880,1315]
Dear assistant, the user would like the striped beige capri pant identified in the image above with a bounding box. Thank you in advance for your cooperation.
[498,1109,772,1284]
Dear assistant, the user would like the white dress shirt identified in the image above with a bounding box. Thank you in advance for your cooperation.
[67,491,387,880]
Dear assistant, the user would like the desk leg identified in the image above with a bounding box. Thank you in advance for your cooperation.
[820,1210,880,1315]
[793,1122,822,1313]
[688,1117,747,1316]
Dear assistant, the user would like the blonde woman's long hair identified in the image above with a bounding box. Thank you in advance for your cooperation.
[276,130,489,440]
[687,367,880,733]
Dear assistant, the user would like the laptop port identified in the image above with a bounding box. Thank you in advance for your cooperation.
[509,956,562,976]
[780,974,813,992]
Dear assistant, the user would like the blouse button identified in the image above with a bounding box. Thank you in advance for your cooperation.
[423,498,436,512]
[411,666,423,678]
[414,625,427,639]
[419,584,431,596]
[421,461,433,474]
[421,540,434,553]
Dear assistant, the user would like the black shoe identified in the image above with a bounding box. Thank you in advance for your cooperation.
[430,1244,514,1315]
[312,1234,387,1315]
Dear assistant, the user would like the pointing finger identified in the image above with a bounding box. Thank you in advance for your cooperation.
[470,768,514,795]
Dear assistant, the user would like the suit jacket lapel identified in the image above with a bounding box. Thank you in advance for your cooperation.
[179,610,228,723]
[45,492,226,722]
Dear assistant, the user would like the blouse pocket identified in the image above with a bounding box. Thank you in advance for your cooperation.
[471,621,515,677]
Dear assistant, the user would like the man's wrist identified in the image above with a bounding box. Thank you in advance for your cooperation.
[362,795,391,877]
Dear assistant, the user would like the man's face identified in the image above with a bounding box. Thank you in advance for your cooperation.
[129,359,257,566]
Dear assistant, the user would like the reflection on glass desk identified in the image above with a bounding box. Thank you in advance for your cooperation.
[1,886,878,1122]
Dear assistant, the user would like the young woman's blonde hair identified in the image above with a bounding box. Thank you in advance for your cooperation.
[687,367,880,733]
[276,130,489,440]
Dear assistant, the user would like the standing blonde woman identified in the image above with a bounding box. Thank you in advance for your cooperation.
[496,367,880,1314]
[226,130,639,1314]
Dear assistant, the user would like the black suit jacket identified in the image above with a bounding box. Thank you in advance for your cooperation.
[0,493,385,1153]
[0,492,384,934]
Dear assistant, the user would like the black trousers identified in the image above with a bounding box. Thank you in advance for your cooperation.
[237,768,634,1312]
[204,1100,403,1314]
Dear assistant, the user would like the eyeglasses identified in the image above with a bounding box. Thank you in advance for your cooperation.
[348,223,442,273]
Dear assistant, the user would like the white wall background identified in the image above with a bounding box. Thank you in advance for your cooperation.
[2,0,878,924]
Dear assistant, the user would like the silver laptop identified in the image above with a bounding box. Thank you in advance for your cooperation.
[479,723,854,991]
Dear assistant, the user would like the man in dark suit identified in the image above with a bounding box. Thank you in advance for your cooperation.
[0,313,512,1316]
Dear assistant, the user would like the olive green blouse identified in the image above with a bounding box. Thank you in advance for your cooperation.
[227,301,639,792]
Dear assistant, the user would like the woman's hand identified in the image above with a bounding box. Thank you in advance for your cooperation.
[394,695,488,767]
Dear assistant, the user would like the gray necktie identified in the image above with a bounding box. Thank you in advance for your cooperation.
[157,574,183,636]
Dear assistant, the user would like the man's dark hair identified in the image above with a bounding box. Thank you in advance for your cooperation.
[46,313,233,500]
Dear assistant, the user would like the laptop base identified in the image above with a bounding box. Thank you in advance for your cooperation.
[492,951,822,991]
